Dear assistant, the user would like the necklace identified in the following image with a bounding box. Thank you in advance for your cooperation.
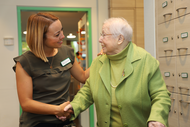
[47,49,57,69]
[48,56,54,69]
[111,83,117,88]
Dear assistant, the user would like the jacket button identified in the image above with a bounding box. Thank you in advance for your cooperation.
[118,105,122,109]
[123,123,128,127]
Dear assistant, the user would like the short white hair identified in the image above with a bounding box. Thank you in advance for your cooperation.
[103,17,133,41]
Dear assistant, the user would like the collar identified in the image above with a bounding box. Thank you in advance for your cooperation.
[107,43,129,61]
[98,42,141,94]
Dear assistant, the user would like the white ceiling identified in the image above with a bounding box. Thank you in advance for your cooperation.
[21,11,86,42]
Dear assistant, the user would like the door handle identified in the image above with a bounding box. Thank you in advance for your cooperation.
[176,7,187,11]
[163,13,172,17]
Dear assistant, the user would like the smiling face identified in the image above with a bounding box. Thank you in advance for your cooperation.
[44,19,65,50]
[99,23,119,55]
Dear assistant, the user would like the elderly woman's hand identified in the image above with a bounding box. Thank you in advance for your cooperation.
[148,121,165,127]
[56,103,73,121]
[55,101,73,121]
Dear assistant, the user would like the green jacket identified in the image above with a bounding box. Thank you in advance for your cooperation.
[71,42,171,127]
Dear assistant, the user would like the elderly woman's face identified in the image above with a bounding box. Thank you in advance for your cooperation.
[99,23,119,55]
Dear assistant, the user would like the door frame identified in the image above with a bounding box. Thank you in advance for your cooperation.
[17,6,94,127]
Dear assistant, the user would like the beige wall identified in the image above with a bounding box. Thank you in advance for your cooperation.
[0,0,108,127]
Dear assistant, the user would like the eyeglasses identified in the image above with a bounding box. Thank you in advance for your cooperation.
[100,33,113,38]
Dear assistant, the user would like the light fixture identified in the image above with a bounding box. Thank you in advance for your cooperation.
[23,31,27,34]
[81,31,86,34]
[67,33,76,38]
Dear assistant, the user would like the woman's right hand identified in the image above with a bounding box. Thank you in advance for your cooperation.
[56,101,73,119]
[56,103,73,121]
[148,121,165,127]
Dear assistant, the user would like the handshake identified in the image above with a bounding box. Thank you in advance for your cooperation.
[56,101,73,121]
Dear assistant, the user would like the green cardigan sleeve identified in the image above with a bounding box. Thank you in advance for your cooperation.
[146,57,171,127]
[70,78,94,120]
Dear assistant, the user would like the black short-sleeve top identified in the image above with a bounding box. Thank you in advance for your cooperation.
[13,45,75,126]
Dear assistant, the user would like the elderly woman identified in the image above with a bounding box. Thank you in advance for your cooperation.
[61,18,171,127]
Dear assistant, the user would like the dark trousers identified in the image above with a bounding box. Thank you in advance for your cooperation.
[34,121,73,127]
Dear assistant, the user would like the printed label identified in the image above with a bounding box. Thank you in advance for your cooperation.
[164,72,170,77]
[61,58,71,67]
[181,73,188,78]
[162,1,168,8]
[163,37,168,43]
[181,32,188,38]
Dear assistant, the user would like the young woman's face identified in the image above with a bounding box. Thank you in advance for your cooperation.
[44,19,65,49]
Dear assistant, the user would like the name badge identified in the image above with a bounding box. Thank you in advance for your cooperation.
[61,58,71,67]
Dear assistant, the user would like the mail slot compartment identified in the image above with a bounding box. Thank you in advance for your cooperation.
[178,94,190,127]
[175,0,190,17]
[175,14,190,55]
[158,0,175,24]
[168,93,179,127]
[176,55,190,95]
[158,57,177,93]
[157,20,175,57]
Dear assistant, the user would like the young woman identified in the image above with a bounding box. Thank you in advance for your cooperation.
[13,12,89,127]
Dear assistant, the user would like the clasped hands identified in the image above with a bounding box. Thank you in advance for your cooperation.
[148,121,166,127]
[56,101,73,121]
[56,101,166,127]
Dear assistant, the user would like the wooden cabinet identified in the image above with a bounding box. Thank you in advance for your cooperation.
[136,8,144,48]
[178,94,190,126]
[156,0,190,126]
[109,0,135,8]
[109,0,144,48]
[157,20,175,56]
[159,57,177,93]
[175,14,190,55]
[168,93,179,127]
[109,9,135,43]
[176,55,190,95]
[158,0,175,24]
[175,0,190,17]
